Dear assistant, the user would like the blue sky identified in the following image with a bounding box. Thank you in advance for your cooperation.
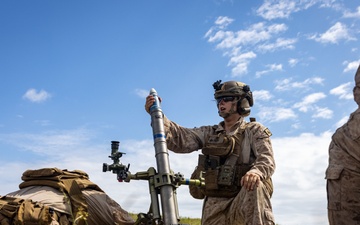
[1,1,360,224]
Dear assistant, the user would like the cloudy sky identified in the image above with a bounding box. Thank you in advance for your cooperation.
[1,1,360,224]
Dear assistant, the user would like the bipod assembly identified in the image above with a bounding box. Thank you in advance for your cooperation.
[103,88,204,225]
[103,141,205,225]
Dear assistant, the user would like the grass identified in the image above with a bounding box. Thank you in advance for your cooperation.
[129,213,279,225]
[178,217,201,225]
[129,213,201,225]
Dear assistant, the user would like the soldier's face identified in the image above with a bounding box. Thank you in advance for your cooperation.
[217,97,235,111]
[217,97,239,118]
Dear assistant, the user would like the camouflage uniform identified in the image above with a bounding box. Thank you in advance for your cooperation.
[163,115,275,225]
[326,65,360,225]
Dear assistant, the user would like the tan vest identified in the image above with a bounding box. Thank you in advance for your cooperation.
[190,123,254,198]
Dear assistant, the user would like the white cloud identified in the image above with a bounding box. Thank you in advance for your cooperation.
[206,30,230,44]
[255,63,283,78]
[256,0,298,20]
[257,106,297,122]
[275,78,292,91]
[275,77,324,91]
[343,6,360,18]
[293,77,324,88]
[257,37,297,52]
[288,58,299,67]
[256,0,318,20]
[329,82,353,100]
[204,16,234,40]
[22,88,51,103]
[0,129,94,157]
[312,107,333,119]
[309,22,356,44]
[135,89,150,98]
[253,90,273,101]
[343,60,360,73]
[205,19,289,77]
[207,22,288,50]
[293,92,326,112]
[271,131,331,224]
[228,51,256,76]
[214,16,234,28]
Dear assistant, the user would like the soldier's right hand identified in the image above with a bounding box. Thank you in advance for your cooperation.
[241,171,260,191]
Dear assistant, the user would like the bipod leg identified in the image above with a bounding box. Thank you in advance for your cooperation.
[132,167,163,225]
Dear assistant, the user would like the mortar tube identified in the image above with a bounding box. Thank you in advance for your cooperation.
[149,88,179,225]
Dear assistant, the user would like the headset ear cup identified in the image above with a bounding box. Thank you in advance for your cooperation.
[247,91,254,106]
[239,107,251,116]
[237,98,251,116]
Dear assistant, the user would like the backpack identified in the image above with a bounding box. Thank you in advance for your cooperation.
[0,195,54,225]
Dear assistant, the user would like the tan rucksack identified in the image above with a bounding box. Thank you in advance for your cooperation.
[1,168,135,225]
[0,168,96,225]
[18,168,103,225]
[0,195,54,225]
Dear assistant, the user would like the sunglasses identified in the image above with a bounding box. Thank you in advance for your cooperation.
[216,96,236,104]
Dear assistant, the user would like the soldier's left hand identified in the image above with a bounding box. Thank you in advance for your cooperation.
[145,95,162,114]
[241,172,260,191]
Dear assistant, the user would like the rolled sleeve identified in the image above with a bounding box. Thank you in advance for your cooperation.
[163,115,208,153]
[248,122,276,180]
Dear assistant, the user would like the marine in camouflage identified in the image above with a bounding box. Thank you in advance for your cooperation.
[163,115,275,225]
[326,64,360,225]
[144,80,276,225]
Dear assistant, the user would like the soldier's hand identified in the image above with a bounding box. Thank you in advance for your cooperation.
[241,172,260,191]
[145,95,162,114]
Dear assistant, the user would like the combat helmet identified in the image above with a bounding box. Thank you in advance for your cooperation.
[213,80,254,116]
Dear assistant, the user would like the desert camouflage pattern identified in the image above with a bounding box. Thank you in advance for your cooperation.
[326,64,360,225]
[163,116,275,225]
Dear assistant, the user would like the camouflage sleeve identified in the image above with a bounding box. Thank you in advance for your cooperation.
[163,115,210,153]
[344,108,360,141]
[330,108,360,165]
[247,122,275,180]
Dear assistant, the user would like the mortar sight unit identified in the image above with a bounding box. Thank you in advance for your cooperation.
[102,141,130,182]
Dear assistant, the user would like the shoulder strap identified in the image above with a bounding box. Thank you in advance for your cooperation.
[242,124,253,164]
[223,126,246,166]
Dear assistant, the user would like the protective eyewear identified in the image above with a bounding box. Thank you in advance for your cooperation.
[216,96,236,104]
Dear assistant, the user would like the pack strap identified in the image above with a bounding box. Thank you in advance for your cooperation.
[223,123,247,167]
[241,125,253,164]
[0,196,24,219]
